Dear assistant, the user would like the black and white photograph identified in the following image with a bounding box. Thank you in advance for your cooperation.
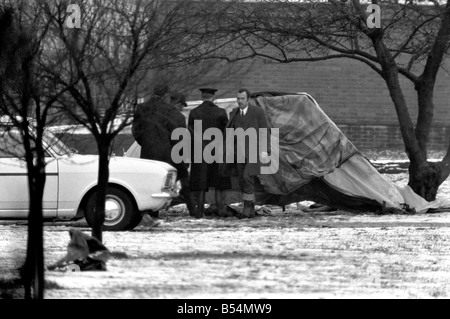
[1,0,450,301]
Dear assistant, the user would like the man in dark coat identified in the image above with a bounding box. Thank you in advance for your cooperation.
[188,88,231,218]
[221,88,271,218]
[132,84,177,164]
[133,84,195,216]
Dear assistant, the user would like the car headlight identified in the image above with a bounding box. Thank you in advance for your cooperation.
[162,171,177,192]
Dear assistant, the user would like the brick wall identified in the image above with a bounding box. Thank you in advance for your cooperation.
[339,125,450,151]
[186,58,450,151]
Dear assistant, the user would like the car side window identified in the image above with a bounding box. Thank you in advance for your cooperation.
[0,129,27,158]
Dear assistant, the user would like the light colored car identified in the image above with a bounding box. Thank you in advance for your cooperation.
[0,119,179,231]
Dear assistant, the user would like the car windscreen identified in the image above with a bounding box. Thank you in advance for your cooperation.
[42,130,75,156]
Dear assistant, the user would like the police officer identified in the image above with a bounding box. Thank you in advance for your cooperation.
[188,88,231,218]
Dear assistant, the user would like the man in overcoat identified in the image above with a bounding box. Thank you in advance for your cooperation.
[221,88,270,218]
[188,88,231,218]
[133,84,195,216]
[132,83,177,164]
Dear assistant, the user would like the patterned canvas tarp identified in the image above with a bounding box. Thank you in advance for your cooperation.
[252,93,438,213]
[254,94,358,194]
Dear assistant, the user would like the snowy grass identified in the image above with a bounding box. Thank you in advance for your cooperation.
[362,149,446,162]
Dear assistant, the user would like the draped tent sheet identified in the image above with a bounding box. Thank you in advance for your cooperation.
[254,93,438,213]
[253,94,358,194]
[322,153,438,213]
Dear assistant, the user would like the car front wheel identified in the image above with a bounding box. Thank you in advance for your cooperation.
[84,187,142,231]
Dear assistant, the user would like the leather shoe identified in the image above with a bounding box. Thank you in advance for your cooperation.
[240,201,255,218]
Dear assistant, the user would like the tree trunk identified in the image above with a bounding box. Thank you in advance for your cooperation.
[22,165,46,299]
[415,84,434,158]
[441,143,450,184]
[409,139,450,201]
[369,37,450,201]
[408,162,445,202]
[371,39,425,163]
[406,83,448,201]
[91,138,111,242]
[407,0,450,201]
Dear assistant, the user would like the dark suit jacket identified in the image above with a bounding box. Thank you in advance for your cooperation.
[221,104,271,177]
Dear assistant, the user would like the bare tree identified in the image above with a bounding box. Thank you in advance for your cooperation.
[0,2,71,299]
[40,0,217,241]
[198,0,450,201]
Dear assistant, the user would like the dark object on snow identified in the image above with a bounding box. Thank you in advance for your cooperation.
[47,229,110,272]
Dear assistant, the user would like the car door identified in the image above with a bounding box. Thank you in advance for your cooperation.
[0,129,58,218]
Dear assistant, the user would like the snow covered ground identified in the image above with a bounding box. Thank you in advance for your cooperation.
[1,152,449,299]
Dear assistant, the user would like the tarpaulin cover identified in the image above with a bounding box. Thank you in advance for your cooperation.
[253,94,358,194]
[252,93,438,213]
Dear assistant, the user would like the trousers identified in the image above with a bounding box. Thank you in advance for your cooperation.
[236,162,255,202]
